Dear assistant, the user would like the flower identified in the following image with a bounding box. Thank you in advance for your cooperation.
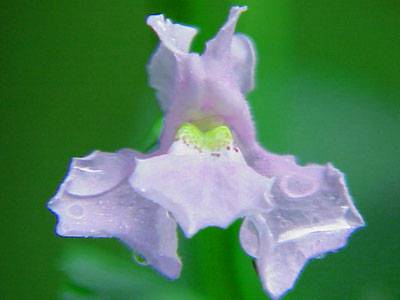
[48,6,364,299]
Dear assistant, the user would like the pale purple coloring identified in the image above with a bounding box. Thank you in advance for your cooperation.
[48,6,364,299]
[48,150,181,279]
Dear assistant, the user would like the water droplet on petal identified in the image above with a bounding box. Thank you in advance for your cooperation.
[133,253,149,266]
[280,174,317,198]
[68,204,84,218]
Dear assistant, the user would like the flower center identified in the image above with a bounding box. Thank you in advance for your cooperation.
[176,123,233,151]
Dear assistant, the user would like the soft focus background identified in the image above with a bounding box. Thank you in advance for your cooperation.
[1,1,399,299]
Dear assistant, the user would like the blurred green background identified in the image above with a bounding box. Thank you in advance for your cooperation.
[1,1,399,299]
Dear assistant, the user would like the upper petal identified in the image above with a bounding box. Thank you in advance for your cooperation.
[147,8,258,155]
[147,14,197,53]
[130,139,273,238]
[231,33,256,93]
[205,6,255,94]
[205,6,247,59]
[147,14,198,111]
[240,152,364,299]
[48,150,181,279]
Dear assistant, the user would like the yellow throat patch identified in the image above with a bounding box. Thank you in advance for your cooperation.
[176,123,233,151]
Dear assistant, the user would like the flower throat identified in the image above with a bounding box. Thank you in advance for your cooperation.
[176,123,234,151]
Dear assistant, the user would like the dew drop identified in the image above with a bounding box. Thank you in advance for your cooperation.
[280,174,317,198]
[68,204,84,218]
[133,253,149,266]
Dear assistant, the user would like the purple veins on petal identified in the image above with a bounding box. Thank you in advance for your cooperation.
[48,150,181,279]
[240,151,365,299]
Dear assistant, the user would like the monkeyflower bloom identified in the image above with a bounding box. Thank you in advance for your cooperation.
[48,6,364,299]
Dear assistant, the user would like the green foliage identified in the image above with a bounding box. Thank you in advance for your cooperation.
[1,1,399,299]
[59,244,205,300]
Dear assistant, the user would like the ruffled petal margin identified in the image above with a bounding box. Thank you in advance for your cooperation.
[130,140,273,237]
[48,150,181,279]
[240,152,365,299]
[147,14,198,111]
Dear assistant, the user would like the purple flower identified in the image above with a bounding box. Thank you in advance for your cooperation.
[48,6,364,299]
